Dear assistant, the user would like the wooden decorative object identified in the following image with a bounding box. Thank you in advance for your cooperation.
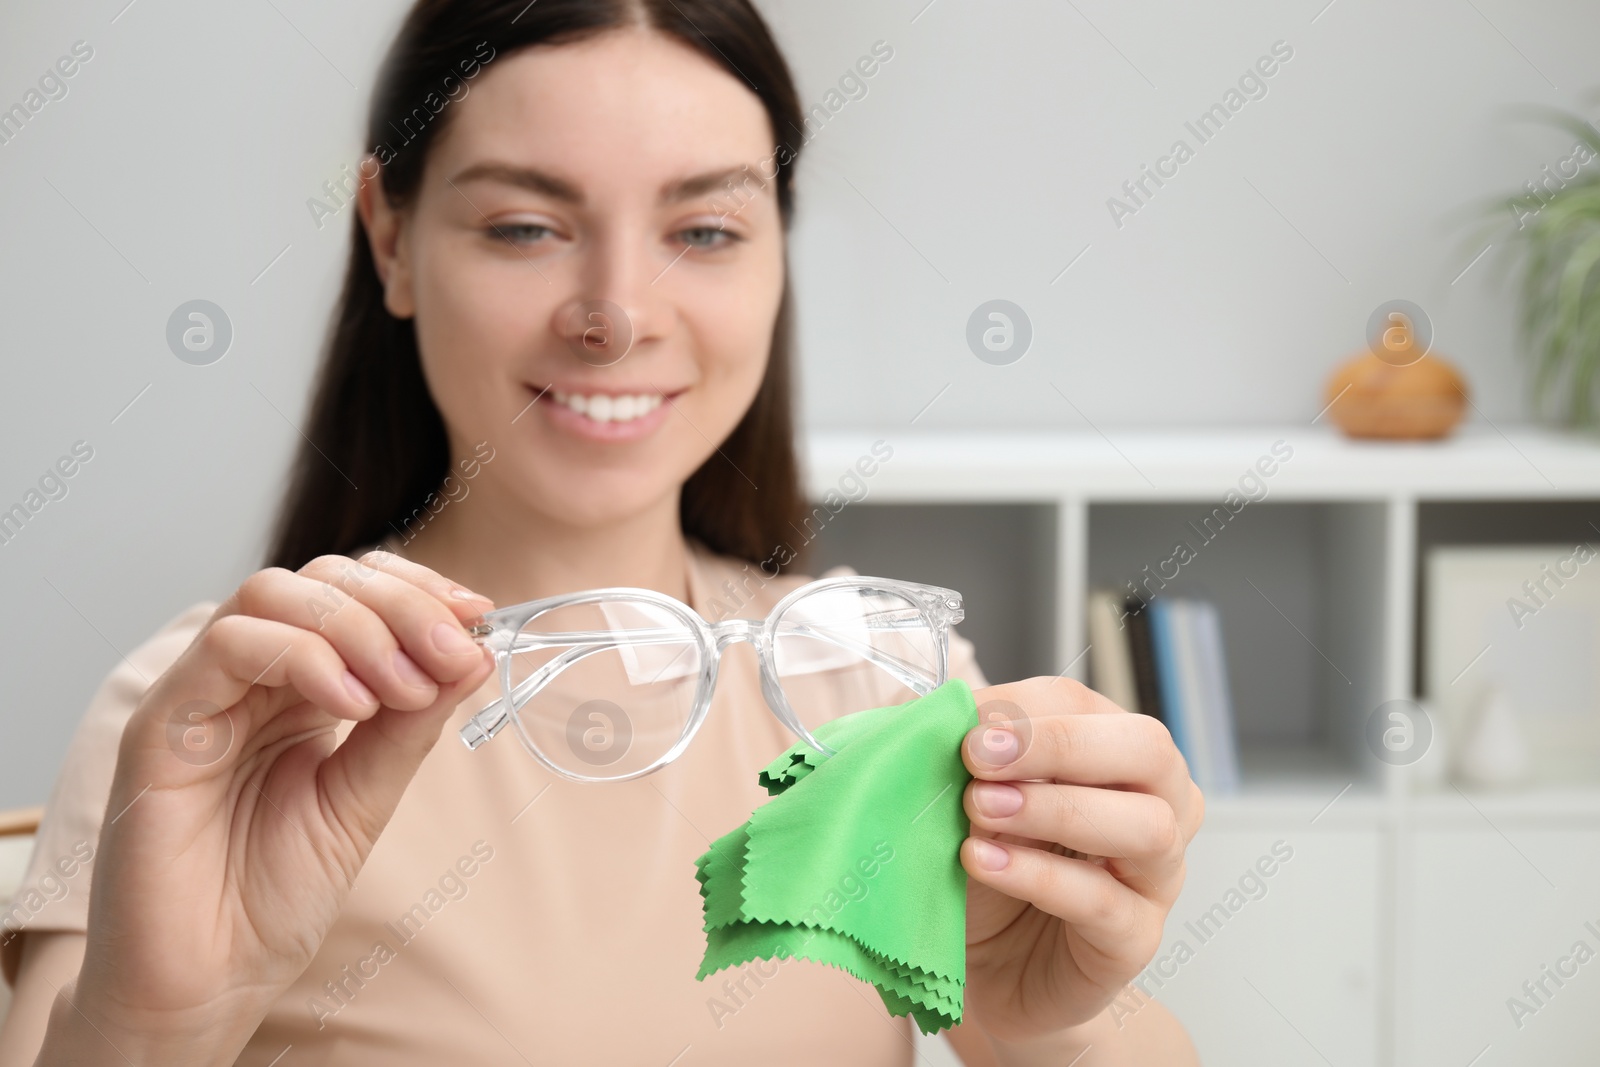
[1324,318,1468,440]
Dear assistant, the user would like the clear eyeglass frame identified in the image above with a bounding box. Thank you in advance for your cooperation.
[459,574,964,783]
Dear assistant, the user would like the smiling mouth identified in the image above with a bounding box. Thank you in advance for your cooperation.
[532,385,678,424]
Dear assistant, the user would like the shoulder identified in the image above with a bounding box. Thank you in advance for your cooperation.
[75,601,221,753]
[55,601,220,771]
[2,601,218,965]
[686,541,837,621]
[948,623,988,691]
[55,597,219,794]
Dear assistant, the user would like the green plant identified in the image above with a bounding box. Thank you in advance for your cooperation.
[1492,107,1600,428]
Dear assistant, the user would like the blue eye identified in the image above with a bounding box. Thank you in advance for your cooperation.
[490,223,551,245]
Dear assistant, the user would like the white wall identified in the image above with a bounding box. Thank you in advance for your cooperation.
[1,0,1595,804]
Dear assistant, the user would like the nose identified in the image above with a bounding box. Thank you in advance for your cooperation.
[550,223,671,369]
[553,296,634,367]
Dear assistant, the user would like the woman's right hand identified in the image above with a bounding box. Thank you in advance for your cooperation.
[37,551,496,1065]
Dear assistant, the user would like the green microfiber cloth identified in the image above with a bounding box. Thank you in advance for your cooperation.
[694,678,979,1035]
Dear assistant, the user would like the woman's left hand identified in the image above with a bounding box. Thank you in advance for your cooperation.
[957,676,1205,1043]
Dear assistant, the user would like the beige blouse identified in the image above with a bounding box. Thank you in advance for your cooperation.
[3,539,987,1065]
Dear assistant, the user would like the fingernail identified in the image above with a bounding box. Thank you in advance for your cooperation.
[450,586,494,605]
[343,670,379,708]
[971,781,1023,818]
[976,726,1019,766]
[432,621,477,656]
[969,838,1010,871]
[393,649,435,690]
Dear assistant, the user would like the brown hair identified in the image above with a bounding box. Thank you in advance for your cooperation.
[265,0,808,571]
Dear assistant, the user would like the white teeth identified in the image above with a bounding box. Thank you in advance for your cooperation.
[549,390,663,423]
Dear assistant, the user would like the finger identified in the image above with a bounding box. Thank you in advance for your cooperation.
[297,555,491,683]
[305,560,489,685]
[964,684,1198,827]
[234,566,445,711]
[124,614,382,778]
[964,781,1184,898]
[318,645,496,848]
[964,704,1187,790]
[233,563,476,703]
[978,675,1126,717]
[342,549,496,620]
[961,836,1164,964]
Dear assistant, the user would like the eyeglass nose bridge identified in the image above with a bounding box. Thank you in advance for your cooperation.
[458,617,769,756]
[707,616,764,653]
[459,580,960,768]
[706,616,841,759]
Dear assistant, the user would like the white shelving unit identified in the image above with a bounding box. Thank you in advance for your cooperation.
[802,425,1600,1067]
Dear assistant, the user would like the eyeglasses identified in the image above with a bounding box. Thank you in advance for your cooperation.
[459,575,964,783]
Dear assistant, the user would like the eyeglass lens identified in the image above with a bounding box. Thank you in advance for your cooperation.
[501,586,942,779]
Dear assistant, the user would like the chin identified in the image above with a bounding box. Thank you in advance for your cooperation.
[529,466,685,530]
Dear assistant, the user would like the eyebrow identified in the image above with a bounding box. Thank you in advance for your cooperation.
[660,166,767,204]
[450,161,583,202]
[447,162,767,207]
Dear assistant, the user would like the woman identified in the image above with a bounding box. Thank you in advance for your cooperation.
[0,1,1203,1063]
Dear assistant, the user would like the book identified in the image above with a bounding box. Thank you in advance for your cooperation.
[1146,597,1239,792]
[1087,590,1140,713]
[1149,599,1206,778]
[1169,599,1215,786]
[1124,599,1165,725]
[1191,599,1240,793]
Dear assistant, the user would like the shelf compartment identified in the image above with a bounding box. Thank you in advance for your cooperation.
[1085,500,1394,792]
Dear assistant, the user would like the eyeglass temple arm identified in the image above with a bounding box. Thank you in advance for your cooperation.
[475,625,691,654]
[460,611,952,751]
[488,618,939,719]
[777,618,949,695]
[460,630,694,750]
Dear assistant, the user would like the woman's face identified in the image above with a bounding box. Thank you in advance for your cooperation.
[369,28,786,531]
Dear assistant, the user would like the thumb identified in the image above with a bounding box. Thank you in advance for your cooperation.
[316,646,494,849]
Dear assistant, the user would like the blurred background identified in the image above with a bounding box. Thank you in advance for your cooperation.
[4,0,1600,1062]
